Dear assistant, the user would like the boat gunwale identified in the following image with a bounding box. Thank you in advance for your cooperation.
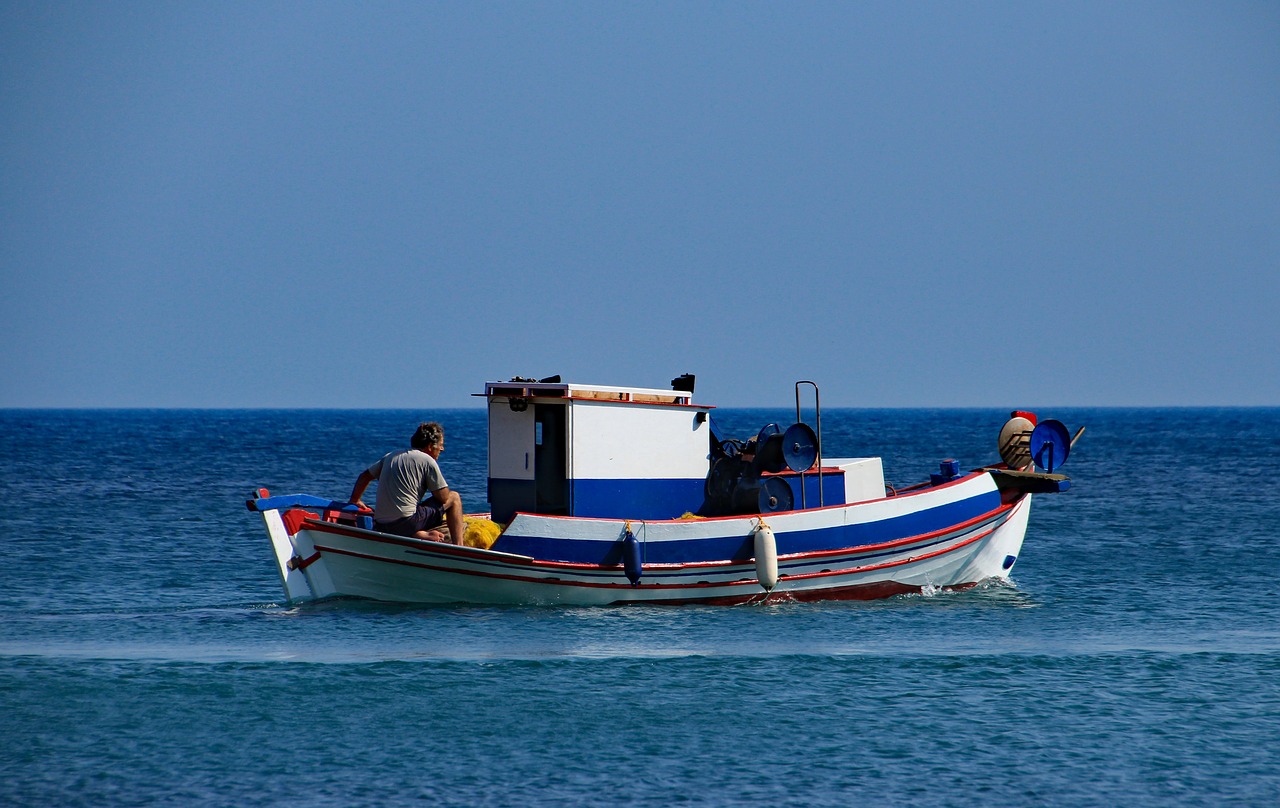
[307,517,1004,594]
[297,495,1017,574]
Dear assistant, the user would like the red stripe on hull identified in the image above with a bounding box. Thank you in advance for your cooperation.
[300,500,1014,574]
[309,517,999,604]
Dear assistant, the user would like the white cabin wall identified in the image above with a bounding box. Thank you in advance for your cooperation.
[570,402,710,480]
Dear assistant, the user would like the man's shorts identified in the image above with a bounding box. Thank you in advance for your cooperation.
[375,500,444,538]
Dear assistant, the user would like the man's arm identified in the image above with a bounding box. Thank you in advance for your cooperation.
[349,468,376,508]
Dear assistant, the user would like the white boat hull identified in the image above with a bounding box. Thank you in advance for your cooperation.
[252,473,1031,606]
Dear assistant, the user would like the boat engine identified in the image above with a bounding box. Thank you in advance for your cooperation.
[703,421,818,515]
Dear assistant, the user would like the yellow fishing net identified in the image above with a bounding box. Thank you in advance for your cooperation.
[462,517,503,549]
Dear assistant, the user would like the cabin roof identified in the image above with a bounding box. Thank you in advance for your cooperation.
[479,380,710,408]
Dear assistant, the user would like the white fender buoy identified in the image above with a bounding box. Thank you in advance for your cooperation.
[753,523,778,592]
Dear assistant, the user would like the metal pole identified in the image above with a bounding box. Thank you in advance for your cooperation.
[795,381,824,507]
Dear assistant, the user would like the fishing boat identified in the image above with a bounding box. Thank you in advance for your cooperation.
[247,375,1076,606]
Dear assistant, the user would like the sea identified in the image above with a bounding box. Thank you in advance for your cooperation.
[1,407,1277,807]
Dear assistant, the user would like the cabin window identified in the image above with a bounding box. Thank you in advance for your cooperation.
[535,421,544,446]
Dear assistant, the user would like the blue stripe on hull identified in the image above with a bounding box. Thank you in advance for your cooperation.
[491,488,1002,565]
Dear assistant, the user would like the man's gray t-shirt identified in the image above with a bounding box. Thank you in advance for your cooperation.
[366,449,447,522]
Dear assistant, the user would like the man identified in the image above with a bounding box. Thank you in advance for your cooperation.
[349,421,465,544]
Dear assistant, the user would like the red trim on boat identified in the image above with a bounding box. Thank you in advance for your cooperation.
[308,540,996,605]
[616,578,985,606]
[309,516,1000,593]
[287,552,321,571]
[480,390,711,410]
[301,519,539,563]
[777,523,996,582]
[301,499,1013,576]
[780,503,1012,562]
[282,509,319,535]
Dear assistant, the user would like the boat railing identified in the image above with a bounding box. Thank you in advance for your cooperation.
[794,380,823,508]
[246,490,375,529]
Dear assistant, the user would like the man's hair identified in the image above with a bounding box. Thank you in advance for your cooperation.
[411,422,444,450]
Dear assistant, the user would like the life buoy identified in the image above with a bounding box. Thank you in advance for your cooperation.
[753,523,778,592]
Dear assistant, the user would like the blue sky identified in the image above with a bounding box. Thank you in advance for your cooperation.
[2,2,1277,408]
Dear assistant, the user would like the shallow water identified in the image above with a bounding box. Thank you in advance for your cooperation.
[2,408,1278,806]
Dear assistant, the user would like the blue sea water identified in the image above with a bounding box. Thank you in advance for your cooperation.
[2,407,1278,806]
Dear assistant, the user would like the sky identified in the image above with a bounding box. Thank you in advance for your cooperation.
[2,2,1277,409]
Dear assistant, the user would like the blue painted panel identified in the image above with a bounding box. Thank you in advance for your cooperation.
[570,477,707,520]
[490,476,706,522]
[778,474,847,509]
